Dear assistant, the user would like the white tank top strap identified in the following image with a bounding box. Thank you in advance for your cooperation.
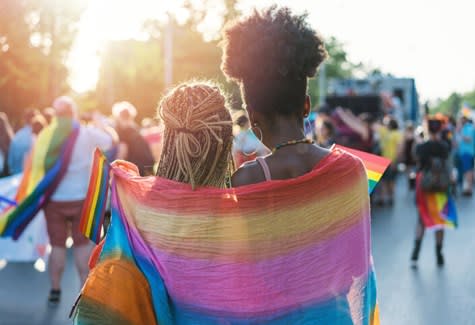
[256,157,272,181]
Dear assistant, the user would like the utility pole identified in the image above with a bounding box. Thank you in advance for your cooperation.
[318,62,326,106]
[164,14,173,88]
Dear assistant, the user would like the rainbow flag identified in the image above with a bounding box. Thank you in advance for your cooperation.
[73,148,379,325]
[79,148,111,244]
[334,145,391,194]
[0,118,79,240]
[416,175,457,229]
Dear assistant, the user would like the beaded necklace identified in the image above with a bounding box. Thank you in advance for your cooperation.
[271,138,314,153]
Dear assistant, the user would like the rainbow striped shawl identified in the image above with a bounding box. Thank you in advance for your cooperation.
[0,117,79,239]
[74,148,379,325]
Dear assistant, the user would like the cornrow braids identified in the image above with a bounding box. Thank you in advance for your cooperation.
[156,82,234,189]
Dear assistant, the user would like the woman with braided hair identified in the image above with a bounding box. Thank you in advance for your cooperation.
[156,81,234,189]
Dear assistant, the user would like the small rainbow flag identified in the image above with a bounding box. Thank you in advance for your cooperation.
[333,145,391,194]
[79,148,111,244]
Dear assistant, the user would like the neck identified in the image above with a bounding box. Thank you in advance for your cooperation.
[261,116,305,148]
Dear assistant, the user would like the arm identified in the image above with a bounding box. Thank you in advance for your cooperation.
[335,107,369,140]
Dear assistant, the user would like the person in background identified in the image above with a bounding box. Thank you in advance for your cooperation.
[334,107,374,152]
[401,122,417,190]
[411,118,453,267]
[140,117,164,165]
[376,116,403,205]
[456,116,474,196]
[44,96,117,304]
[112,101,155,176]
[316,119,336,149]
[31,114,48,135]
[232,113,269,167]
[42,107,56,125]
[0,112,14,177]
[8,108,38,174]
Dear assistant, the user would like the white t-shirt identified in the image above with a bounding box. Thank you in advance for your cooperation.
[52,125,113,202]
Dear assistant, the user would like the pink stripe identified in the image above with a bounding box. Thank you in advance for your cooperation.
[137,216,370,314]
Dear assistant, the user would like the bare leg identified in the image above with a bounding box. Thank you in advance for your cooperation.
[73,243,93,287]
[49,246,67,290]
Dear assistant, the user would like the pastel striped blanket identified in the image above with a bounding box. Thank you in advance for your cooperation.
[74,148,379,324]
[0,117,79,239]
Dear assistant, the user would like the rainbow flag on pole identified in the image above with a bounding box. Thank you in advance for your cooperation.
[334,145,391,194]
[79,148,111,244]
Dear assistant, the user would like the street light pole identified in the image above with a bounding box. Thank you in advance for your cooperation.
[164,14,173,88]
[318,62,326,106]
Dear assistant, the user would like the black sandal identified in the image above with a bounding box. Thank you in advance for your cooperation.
[48,289,61,305]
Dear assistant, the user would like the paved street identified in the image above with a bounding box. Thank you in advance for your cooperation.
[1,177,474,325]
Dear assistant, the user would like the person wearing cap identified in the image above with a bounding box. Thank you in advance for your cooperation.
[43,96,117,304]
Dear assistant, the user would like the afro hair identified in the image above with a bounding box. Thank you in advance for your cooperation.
[220,6,327,115]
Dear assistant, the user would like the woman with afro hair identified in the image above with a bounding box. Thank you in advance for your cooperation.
[221,6,379,324]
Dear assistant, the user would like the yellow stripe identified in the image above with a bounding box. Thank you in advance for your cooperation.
[28,121,58,193]
[367,170,382,182]
[85,157,105,236]
[0,210,8,233]
[119,177,370,259]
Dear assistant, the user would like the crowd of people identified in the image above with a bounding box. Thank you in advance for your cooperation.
[0,5,474,324]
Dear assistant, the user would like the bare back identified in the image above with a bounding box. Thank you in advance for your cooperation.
[232,144,330,187]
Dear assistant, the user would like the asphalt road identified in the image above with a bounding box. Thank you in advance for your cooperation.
[1,177,474,325]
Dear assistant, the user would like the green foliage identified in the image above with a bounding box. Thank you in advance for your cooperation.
[95,0,243,120]
[430,91,475,116]
[0,0,84,125]
[438,89,475,116]
[308,36,362,110]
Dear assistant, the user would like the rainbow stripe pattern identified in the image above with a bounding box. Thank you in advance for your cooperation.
[334,145,391,194]
[73,148,379,325]
[0,118,79,240]
[416,175,457,229]
[79,148,111,244]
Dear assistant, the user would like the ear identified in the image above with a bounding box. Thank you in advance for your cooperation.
[303,95,311,118]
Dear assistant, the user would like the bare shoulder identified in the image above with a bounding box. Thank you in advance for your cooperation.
[231,161,266,187]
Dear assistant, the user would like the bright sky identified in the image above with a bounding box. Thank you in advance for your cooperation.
[69,0,475,101]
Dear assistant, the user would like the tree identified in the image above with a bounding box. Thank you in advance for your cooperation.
[308,37,363,109]
[0,0,84,125]
[95,0,243,119]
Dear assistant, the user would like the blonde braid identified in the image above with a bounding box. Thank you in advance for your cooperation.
[157,82,234,189]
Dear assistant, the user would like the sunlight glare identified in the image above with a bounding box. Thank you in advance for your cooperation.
[69,0,192,93]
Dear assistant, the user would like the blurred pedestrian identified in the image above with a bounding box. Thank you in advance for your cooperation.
[140,117,164,164]
[0,112,14,176]
[316,119,335,149]
[411,117,456,267]
[112,101,155,176]
[31,114,47,135]
[42,107,56,125]
[8,109,38,174]
[43,96,116,304]
[456,116,474,196]
[401,122,417,190]
[376,116,403,205]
